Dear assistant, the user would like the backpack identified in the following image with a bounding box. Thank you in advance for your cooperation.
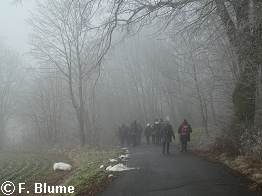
[181,125,188,136]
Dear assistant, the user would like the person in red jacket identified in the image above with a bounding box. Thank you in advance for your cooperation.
[178,119,192,152]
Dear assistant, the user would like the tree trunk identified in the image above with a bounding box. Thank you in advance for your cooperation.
[255,66,262,127]
[208,91,217,126]
[213,0,262,151]
[192,61,209,135]
[253,0,262,128]
[68,67,86,146]
[78,66,86,146]
[216,0,258,127]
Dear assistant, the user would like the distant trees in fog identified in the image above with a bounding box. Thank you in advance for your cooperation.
[1,0,261,155]
[0,42,23,148]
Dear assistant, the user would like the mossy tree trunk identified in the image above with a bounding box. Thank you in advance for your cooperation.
[253,1,262,128]
[215,0,262,147]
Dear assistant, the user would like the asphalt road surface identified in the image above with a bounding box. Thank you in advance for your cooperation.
[99,145,261,196]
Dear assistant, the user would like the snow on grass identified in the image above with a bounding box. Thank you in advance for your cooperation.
[102,147,134,173]
[109,159,118,163]
[106,163,136,172]
[53,162,72,171]
[63,148,122,195]
[106,165,112,170]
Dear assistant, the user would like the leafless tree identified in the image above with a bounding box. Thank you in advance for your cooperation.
[105,0,262,146]
[30,0,115,145]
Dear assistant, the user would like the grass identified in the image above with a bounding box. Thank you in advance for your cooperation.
[64,148,121,196]
[0,147,121,196]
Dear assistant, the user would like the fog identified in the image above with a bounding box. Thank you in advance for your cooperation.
[0,1,262,195]
[0,0,260,156]
[0,1,34,53]
[0,0,243,149]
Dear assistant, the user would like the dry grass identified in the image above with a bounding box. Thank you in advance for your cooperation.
[0,147,121,196]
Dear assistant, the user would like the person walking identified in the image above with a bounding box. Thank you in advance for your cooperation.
[126,125,132,146]
[144,123,152,144]
[152,119,158,144]
[157,119,164,145]
[178,119,192,152]
[118,124,129,146]
[153,119,161,145]
[130,120,139,147]
[161,120,175,154]
[136,122,143,145]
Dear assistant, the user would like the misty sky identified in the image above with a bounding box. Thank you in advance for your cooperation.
[0,1,35,55]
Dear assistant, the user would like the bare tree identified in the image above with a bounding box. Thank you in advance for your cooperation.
[30,0,114,145]
[106,0,262,146]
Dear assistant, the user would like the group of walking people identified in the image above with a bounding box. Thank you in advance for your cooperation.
[117,120,143,147]
[118,118,192,154]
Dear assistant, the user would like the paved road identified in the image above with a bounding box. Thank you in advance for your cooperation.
[99,145,261,196]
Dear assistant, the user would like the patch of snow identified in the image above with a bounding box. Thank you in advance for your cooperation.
[121,147,128,150]
[100,165,104,169]
[106,165,112,171]
[109,159,118,163]
[106,163,136,172]
[53,162,72,171]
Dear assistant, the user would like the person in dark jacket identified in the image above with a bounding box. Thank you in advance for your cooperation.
[118,124,128,146]
[130,120,139,147]
[126,125,132,146]
[136,122,143,145]
[152,119,159,144]
[153,119,162,145]
[161,120,175,154]
[144,123,152,144]
[178,119,192,152]
[157,118,164,144]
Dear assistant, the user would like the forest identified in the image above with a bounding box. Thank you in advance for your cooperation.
[0,0,261,195]
[0,0,258,155]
